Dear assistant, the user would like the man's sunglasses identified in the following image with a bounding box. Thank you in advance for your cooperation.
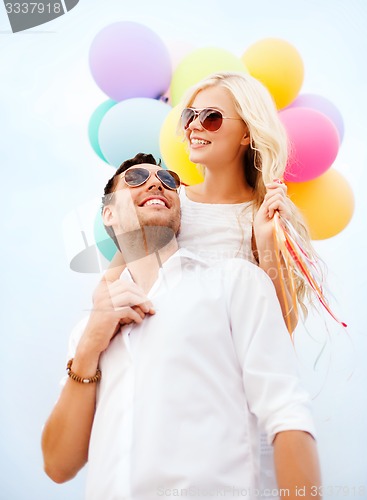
[180,107,242,132]
[121,167,181,191]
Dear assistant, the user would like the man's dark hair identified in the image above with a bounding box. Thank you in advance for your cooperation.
[101,153,160,248]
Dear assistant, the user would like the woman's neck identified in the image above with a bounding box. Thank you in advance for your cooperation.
[187,166,254,204]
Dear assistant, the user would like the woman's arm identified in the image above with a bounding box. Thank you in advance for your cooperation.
[92,251,126,307]
[104,249,126,282]
[253,181,298,333]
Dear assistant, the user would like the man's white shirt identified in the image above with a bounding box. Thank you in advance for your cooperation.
[67,249,315,500]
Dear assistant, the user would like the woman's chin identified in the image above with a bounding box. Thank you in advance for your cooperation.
[189,149,208,165]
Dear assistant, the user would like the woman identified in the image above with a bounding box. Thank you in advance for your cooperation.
[103,71,315,332]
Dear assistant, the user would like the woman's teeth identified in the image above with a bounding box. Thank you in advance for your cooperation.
[191,139,210,145]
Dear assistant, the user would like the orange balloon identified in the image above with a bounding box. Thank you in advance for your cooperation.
[287,169,354,240]
[242,38,304,109]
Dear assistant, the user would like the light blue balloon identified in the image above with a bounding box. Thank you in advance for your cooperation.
[88,99,116,162]
[94,209,117,262]
[98,97,171,168]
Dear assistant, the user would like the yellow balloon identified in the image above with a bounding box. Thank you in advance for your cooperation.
[159,105,204,186]
[242,38,304,110]
[287,169,354,240]
[170,47,247,106]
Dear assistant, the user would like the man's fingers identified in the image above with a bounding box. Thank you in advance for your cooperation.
[119,305,153,325]
[111,291,154,312]
[98,281,154,312]
[114,306,146,325]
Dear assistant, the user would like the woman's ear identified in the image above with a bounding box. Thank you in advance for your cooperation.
[241,133,251,146]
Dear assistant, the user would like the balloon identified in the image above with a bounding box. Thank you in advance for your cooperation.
[99,98,171,167]
[287,169,354,240]
[160,105,204,185]
[63,199,112,273]
[94,210,117,262]
[287,93,345,141]
[88,99,116,163]
[166,39,197,72]
[170,47,247,106]
[242,38,304,109]
[159,40,196,104]
[89,21,172,101]
[280,108,340,182]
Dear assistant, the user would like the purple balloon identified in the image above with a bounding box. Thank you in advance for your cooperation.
[287,93,344,141]
[89,22,172,101]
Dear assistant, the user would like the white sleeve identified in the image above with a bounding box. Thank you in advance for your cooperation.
[225,260,316,445]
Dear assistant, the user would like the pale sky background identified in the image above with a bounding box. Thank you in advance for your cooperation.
[0,1,366,499]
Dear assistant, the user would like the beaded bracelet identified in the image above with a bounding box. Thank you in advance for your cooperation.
[66,358,101,384]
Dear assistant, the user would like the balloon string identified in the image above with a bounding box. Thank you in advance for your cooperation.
[282,221,346,326]
[272,212,347,329]
[272,212,298,336]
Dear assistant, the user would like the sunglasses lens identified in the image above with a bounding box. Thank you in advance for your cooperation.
[157,170,180,190]
[201,109,223,131]
[181,108,223,131]
[181,108,195,130]
[124,168,149,186]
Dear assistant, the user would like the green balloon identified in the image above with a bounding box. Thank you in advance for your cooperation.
[94,209,117,261]
[170,47,247,106]
[88,99,116,163]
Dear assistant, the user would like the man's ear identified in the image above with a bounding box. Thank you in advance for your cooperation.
[102,205,114,227]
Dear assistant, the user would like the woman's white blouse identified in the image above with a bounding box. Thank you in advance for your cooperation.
[177,187,257,265]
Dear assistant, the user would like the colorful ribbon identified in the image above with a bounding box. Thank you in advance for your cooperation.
[272,211,347,333]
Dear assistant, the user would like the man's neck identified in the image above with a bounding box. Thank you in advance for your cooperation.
[117,227,179,294]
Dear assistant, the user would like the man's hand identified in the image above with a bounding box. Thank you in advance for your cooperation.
[81,279,155,357]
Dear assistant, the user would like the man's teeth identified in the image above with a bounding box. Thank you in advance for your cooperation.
[143,199,166,207]
[191,139,210,145]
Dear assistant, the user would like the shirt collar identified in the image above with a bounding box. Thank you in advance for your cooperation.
[119,248,209,291]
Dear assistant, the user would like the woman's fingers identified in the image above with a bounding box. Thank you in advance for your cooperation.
[263,183,290,219]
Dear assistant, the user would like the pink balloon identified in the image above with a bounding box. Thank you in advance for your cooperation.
[287,93,344,141]
[89,22,172,102]
[280,107,340,182]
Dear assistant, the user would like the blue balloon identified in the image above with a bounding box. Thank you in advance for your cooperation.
[88,99,116,162]
[98,98,171,168]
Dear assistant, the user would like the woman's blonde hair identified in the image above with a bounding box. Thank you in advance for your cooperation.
[181,71,321,315]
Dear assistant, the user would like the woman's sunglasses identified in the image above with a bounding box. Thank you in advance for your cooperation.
[121,167,181,191]
[181,107,242,132]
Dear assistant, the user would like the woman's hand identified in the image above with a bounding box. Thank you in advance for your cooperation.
[253,180,298,333]
[253,180,290,246]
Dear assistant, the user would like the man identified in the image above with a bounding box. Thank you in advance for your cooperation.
[42,153,321,499]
